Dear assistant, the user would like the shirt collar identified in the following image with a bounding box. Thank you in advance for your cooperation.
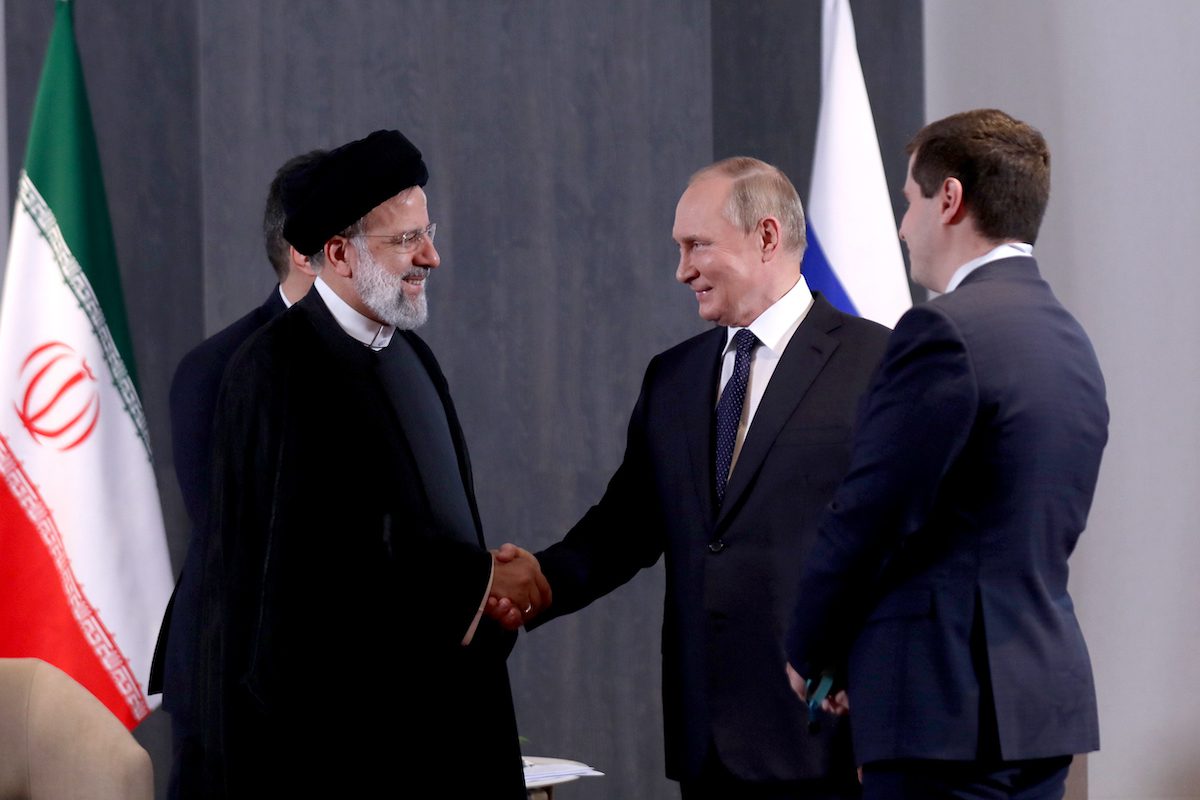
[724,275,814,355]
[314,276,395,350]
[944,242,1033,293]
[278,283,293,308]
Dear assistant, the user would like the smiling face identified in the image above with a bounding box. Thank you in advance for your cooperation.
[352,235,429,329]
[350,186,440,328]
[672,176,773,327]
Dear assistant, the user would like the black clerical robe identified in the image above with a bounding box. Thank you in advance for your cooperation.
[189,290,524,798]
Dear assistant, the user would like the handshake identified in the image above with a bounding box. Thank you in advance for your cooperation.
[486,543,552,631]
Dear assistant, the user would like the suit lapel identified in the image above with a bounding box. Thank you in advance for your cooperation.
[715,295,842,530]
[263,286,287,317]
[680,328,726,524]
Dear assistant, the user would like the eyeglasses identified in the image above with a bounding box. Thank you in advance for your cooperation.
[356,222,437,253]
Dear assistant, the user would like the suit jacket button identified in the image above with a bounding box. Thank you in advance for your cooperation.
[708,539,727,554]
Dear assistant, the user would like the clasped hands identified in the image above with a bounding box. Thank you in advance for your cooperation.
[486,543,552,631]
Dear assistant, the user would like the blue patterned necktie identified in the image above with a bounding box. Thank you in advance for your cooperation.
[714,328,758,505]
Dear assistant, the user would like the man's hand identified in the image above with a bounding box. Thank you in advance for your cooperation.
[823,689,850,716]
[786,663,851,716]
[486,543,552,631]
[786,662,808,701]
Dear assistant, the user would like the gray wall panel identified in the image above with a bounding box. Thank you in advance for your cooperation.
[712,0,822,193]
[195,10,709,793]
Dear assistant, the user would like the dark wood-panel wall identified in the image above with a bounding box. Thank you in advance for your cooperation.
[6,3,921,797]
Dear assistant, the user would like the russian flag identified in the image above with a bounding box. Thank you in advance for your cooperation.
[802,0,912,328]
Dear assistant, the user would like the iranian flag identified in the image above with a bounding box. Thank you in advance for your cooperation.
[0,0,173,728]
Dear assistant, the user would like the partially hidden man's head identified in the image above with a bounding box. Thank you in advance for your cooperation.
[263,149,327,282]
[906,108,1050,246]
[281,130,438,330]
[672,157,806,328]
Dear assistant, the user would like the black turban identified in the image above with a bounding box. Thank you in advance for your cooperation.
[281,129,429,256]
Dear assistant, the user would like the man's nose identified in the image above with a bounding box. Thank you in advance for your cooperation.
[415,238,440,268]
[675,254,693,284]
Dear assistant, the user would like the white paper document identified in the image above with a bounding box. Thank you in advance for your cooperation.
[523,756,605,789]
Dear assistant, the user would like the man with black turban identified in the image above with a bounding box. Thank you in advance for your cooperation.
[188,130,547,798]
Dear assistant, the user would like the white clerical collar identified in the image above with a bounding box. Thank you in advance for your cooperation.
[314,276,395,350]
[724,275,814,356]
[944,242,1033,293]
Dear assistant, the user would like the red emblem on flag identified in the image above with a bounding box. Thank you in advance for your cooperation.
[14,341,100,451]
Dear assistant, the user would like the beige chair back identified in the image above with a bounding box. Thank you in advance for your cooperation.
[0,658,152,800]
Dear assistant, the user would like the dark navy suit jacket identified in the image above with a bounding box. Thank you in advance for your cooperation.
[533,294,889,785]
[149,289,286,722]
[786,257,1107,765]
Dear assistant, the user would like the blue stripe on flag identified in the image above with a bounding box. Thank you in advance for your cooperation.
[801,227,859,316]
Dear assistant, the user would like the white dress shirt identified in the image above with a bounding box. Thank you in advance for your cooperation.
[313,276,395,349]
[717,275,814,480]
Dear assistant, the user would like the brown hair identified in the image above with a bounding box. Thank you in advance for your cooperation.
[907,109,1050,244]
[263,149,327,278]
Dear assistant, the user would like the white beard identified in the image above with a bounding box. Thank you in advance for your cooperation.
[352,237,429,330]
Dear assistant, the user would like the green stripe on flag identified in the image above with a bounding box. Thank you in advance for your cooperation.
[22,0,138,390]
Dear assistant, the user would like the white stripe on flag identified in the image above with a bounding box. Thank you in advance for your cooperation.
[805,0,912,328]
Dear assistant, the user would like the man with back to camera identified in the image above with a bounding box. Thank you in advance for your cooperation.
[496,157,892,798]
[186,130,549,798]
[785,109,1107,800]
[148,149,321,798]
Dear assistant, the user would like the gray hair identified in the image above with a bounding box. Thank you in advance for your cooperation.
[690,157,806,255]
